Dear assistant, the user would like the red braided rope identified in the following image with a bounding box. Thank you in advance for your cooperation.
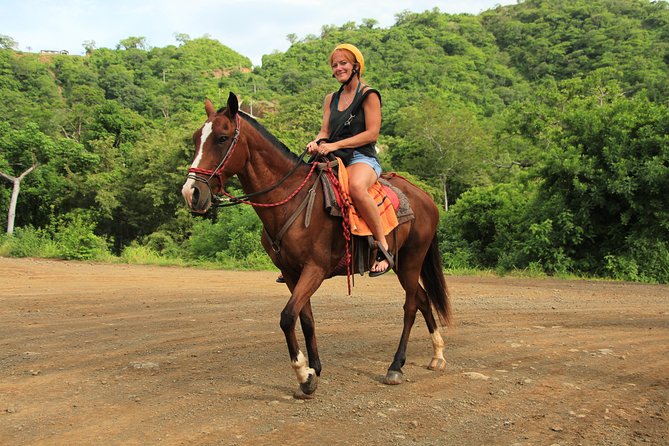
[219,161,318,207]
[323,162,352,295]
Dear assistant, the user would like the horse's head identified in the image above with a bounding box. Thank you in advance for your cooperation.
[182,92,245,213]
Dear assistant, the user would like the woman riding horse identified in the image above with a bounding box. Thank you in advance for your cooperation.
[181,45,451,399]
[307,43,392,277]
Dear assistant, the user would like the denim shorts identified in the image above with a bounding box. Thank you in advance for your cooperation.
[349,151,382,178]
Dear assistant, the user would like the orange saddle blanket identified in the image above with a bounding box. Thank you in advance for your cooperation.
[336,158,399,236]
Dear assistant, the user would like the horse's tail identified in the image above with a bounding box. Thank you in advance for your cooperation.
[421,235,452,327]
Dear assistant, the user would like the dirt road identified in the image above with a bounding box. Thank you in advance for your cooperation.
[0,257,667,445]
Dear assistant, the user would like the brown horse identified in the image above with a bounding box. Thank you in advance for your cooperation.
[181,92,452,399]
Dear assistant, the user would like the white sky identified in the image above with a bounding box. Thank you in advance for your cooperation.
[1,0,517,66]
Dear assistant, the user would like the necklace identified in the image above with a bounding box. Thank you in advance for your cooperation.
[338,81,361,109]
[340,92,354,108]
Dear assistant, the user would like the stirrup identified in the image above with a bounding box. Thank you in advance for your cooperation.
[369,242,394,278]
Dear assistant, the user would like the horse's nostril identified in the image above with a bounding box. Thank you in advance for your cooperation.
[191,188,200,206]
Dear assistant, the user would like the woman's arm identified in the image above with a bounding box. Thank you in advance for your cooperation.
[307,93,333,154]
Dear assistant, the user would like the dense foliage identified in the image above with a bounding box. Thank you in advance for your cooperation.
[1,0,668,282]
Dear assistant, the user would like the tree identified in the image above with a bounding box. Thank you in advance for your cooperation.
[0,34,18,50]
[0,164,38,234]
[0,1,667,280]
[82,40,96,55]
[174,33,190,45]
[361,18,379,29]
[538,89,669,278]
[118,37,148,51]
[387,96,491,210]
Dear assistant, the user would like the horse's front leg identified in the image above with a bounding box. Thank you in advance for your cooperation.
[279,267,325,399]
[299,300,322,376]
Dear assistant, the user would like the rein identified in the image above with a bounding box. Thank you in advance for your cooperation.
[216,148,314,208]
[218,159,317,208]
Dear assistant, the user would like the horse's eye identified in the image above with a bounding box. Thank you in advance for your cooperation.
[216,135,229,145]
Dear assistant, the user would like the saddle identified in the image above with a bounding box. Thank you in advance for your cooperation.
[319,160,414,226]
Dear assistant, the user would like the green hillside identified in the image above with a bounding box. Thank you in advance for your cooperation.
[1,0,668,282]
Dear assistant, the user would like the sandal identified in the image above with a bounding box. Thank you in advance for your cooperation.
[369,242,395,278]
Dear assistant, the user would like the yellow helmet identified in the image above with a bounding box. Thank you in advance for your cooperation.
[332,43,365,75]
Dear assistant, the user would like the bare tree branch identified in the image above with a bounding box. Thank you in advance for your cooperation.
[1,164,39,234]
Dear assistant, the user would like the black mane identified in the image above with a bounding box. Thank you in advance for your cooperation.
[217,107,303,163]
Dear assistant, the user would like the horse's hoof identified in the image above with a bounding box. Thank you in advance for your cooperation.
[384,370,404,385]
[427,358,446,371]
[293,388,315,400]
[293,373,318,399]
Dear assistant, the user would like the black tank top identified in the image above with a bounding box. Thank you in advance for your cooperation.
[328,87,381,165]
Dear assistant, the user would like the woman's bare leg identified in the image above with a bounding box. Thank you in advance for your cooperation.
[347,163,390,273]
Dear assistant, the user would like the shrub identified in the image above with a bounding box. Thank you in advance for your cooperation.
[142,230,181,257]
[629,238,669,283]
[187,218,230,259]
[120,243,185,266]
[604,254,640,282]
[440,181,535,268]
[605,237,669,283]
[0,233,10,256]
[49,212,110,260]
[517,219,575,275]
[185,205,270,266]
[0,226,58,258]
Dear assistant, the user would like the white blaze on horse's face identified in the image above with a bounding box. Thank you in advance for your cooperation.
[193,121,214,169]
[181,121,214,207]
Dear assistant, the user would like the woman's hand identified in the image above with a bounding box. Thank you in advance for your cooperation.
[317,142,336,156]
[307,140,336,156]
[306,139,320,155]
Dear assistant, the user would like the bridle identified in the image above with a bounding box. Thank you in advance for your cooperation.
[186,112,316,208]
[186,113,242,198]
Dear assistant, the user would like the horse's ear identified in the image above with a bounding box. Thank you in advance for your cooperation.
[204,98,216,117]
[227,92,239,117]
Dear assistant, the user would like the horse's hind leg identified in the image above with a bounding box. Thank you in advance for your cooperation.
[416,286,446,371]
[386,264,446,384]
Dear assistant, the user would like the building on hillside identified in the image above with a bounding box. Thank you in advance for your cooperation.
[40,49,69,55]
